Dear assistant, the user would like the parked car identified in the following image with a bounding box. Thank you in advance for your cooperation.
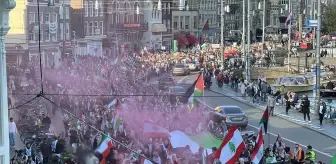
[158,76,175,90]
[168,86,186,103]
[173,64,190,76]
[209,106,248,129]
[188,61,200,71]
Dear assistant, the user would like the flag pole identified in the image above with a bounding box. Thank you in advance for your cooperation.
[267,111,271,148]
[202,72,205,112]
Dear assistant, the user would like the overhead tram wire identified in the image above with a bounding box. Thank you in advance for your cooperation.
[41,95,158,164]
[8,92,321,99]
[8,95,39,110]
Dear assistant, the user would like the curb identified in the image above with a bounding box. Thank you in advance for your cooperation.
[209,88,336,141]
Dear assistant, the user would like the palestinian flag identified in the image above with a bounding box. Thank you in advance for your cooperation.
[182,73,201,104]
[192,73,204,105]
[259,107,269,134]
[95,132,113,163]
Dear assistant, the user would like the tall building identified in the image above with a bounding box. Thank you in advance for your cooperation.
[171,0,199,48]
[105,0,148,54]
[6,0,28,66]
[26,0,68,68]
[162,0,173,50]
[142,0,168,50]
[199,0,219,43]
[72,0,106,56]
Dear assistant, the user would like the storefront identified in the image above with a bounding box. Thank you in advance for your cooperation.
[28,46,60,68]
[5,48,28,66]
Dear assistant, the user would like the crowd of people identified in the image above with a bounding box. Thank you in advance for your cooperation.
[6,42,332,164]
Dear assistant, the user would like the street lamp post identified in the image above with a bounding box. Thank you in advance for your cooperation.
[287,2,291,72]
[315,0,321,112]
[246,0,251,81]
[258,0,266,55]
[220,1,229,68]
[220,0,224,68]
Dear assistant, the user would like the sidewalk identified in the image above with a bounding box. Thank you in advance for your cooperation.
[209,79,336,140]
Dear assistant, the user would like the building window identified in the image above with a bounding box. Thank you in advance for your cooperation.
[60,23,63,40]
[44,31,50,41]
[65,7,70,19]
[89,1,93,17]
[29,33,35,42]
[99,21,103,35]
[94,21,98,35]
[44,13,50,23]
[173,22,177,29]
[167,20,170,31]
[66,23,70,39]
[99,1,103,16]
[52,13,57,22]
[168,3,170,14]
[84,21,88,35]
[194,16,197,29]
[29,12,35,23]
[84,1,88,17]
[89,22,93,35]
[51,33,57,42]
[95,1,99,16]
[39,13,43,24]
[180,22,182,29]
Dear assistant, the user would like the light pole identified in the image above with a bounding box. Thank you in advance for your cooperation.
[315,0,321,112]
[220,1,229,68]
[242,0,246,80]
[258,0,265,55]
[287,1,291,72]
[246,0,251,81]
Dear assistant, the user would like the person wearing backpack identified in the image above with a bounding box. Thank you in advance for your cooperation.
[293,143,305,164]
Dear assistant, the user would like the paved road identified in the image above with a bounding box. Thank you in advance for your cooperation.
[173,73,336,163]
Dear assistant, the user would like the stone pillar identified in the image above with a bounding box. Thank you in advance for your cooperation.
[0,0,16,163]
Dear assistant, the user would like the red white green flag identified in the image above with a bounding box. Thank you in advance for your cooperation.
[251,127,264,163]
[193,73,204,104]
[95,133,113,158]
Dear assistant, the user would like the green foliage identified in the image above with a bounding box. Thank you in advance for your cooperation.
[322,4,336,34]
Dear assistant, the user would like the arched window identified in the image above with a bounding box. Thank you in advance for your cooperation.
[124,13,128,23]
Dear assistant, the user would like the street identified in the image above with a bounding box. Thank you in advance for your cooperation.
[173,73,336,163]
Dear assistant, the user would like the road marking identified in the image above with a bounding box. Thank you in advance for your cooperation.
[177,76,189,83]
[197,98,333,158]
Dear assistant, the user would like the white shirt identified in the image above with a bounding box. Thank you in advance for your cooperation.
[9,121,17,133]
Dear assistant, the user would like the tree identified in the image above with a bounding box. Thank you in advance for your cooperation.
[322,4,336,34]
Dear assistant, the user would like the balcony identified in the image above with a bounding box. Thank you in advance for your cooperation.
[109,23,148,32]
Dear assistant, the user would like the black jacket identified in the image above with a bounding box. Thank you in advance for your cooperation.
[301,98,310,113]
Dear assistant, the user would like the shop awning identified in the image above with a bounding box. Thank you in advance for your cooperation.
[151,24,167,32]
